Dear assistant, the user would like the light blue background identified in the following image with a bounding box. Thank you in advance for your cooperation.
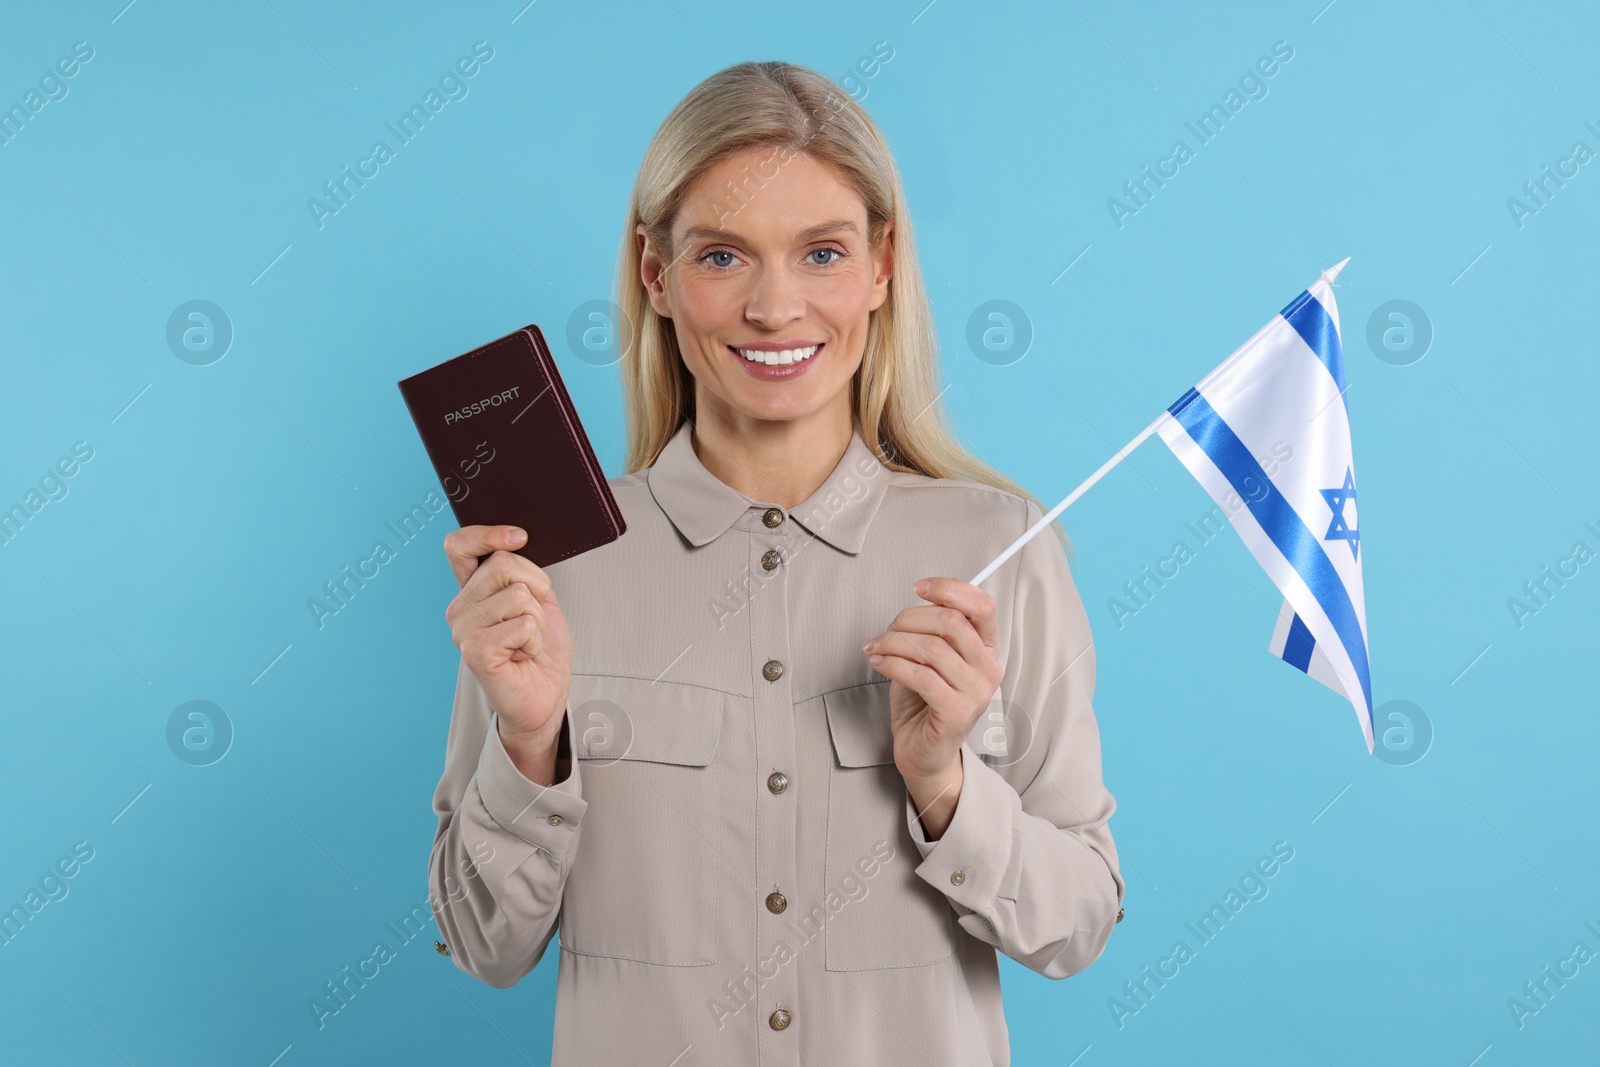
[2,1,1596,1064]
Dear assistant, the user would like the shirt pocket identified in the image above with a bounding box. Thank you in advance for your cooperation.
[557,673,728,966]
[821,679,958,971]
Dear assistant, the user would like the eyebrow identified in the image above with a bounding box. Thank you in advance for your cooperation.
[679,219,860,244]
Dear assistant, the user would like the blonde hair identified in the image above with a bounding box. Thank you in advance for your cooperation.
[612,61,1071,559]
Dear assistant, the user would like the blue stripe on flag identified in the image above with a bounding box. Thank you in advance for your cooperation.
[1167,386,1373,728]
[1279,289,1345,394]
[1282,612,1316,672]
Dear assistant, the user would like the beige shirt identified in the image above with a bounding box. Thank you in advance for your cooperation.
[428,418,1124,1066]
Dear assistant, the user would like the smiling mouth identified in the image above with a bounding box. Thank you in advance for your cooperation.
[729,343,822,367]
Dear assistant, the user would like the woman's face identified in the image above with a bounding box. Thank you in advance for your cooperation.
[638,146,893,428]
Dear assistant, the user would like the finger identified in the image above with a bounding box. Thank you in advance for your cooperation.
[450,580,548,632]
[444,525,528,587]
[461,549,552,607]
[483,581,549,628]
[869,630,974,693]
[881,604,987,667]
[914,577,999,652]
[869,652,960,717]
[465,613,544,664]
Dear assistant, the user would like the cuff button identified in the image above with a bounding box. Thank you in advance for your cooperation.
[435,941,451,956]
[950,869,966,886]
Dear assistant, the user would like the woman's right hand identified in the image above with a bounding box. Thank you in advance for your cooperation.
[443,525,574,774]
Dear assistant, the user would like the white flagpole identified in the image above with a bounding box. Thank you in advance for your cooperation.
[967,258,1351,587]
[968,411,1166,586]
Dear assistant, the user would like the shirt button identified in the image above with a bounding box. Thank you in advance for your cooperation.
[769,1008,792,1031]
[950,870,966,886]
[434,941,450,956]
[767,771,789,794]
[766,891,787,914]
[547,814,563,826]
[762,659,784,681]
[761,549,782,571]
[762,508,784,528]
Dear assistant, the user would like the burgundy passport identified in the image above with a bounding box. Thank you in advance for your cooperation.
[397,325,625,567]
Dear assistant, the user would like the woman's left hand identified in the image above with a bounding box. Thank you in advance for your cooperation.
[863,576,1003,838]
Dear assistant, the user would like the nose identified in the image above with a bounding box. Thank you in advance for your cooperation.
[743,265,805,331]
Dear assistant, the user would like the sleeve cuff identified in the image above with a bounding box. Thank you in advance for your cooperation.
[475,705,588,856]
[905,744,1020,913]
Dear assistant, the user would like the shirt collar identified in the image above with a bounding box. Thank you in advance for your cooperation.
[647,420,890,554]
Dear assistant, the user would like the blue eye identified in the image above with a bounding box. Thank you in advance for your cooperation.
[809,248,842,266]
[701,249,738,269]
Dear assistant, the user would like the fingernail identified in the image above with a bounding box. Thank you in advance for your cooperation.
[915,579,930,596]
[508,528,526,545]
[862,640,874,654]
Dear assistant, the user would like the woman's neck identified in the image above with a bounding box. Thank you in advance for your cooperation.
[688,402,855,510]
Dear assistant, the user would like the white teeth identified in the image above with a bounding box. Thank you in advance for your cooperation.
[737,344,819,366]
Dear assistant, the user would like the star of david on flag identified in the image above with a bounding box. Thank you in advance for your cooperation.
[1152,259,1374,751]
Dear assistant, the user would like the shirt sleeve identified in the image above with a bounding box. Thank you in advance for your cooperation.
[428,654,588,989]
[901,496,1125,980]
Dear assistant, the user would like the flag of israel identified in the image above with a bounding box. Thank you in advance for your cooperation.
[1153,259,1374,751]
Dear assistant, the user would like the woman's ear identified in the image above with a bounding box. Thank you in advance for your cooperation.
[868,218,894,313]
[637,222,674,320]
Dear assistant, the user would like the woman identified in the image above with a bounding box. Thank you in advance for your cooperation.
[428,60,1123,1066]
